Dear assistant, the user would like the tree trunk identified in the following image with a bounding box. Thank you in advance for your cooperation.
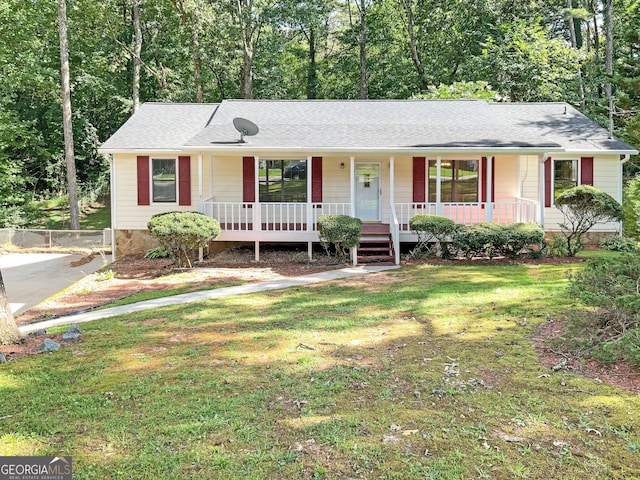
[132,0,142,112]
[235,0,256,99]
[306,25,318,99]
[57,0,80,231]
[175,0,204,103]
[0,269,22,345]
[565,0,586,108]
[399,0,428,91]
[604,0,614,138]
[358,0,368,99]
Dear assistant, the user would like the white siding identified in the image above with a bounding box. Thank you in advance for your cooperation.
[393,156,413,203]
[113,153,199,230]
[519,155,540,201]
[544,154,621,232]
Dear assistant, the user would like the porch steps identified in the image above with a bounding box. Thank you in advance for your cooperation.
[357,223,395,265]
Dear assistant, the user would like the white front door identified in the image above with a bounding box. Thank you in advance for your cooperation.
[355,162,381,221]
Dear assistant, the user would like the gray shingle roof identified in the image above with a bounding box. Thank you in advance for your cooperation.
[100,103,218,151]
[100,100,637,154]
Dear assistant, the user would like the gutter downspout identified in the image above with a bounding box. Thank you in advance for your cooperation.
[619,154,630,235]
[108,154,116,261]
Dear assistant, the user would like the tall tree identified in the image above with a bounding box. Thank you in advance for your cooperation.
[57,0,80,230]
[175,0,204,102]
[604,0,615,137]
[133,0,143,112]
[355,0,369,98]
[0,269,22,345]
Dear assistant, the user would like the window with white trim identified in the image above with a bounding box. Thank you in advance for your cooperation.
[553,159,578,202]
[428,159,479,202]
[259,160,307,202]
[152,158,177,203]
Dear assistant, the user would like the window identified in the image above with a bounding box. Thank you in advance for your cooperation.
[152,158,177,203]
[259,160,307,202]
[554,159,578,202]
[428,159,479,202]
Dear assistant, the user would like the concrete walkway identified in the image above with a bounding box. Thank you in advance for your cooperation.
[19,265,398,334]
[1,253,108,315]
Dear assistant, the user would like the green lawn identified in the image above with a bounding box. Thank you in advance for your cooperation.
[2,261,640,479]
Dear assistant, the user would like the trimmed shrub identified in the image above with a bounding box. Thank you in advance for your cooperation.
[599,235,638,252]
[317,215,362,262]
[451,222,543,259]
[409,214,458,258]
[503,223,544,258]
[452,222,508,259]
[556,185,623,257]
[147,211,221,268]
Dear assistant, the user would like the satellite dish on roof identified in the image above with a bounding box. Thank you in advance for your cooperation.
[233,117,259,143]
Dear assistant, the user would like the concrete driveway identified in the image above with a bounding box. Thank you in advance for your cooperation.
[0,253,109,315]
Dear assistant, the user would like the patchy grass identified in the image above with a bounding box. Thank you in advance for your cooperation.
[1,261,640,479]
[28,197,110,230]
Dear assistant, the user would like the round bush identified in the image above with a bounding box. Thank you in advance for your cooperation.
[147,211,221,267]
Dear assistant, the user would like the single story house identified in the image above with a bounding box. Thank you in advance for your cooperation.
[99,99,638,264]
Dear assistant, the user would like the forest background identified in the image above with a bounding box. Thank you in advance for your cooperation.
[0,0,638,230]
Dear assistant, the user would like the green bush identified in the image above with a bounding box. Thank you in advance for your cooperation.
[147,211,221,268]
[568,255,640,366]
[451,222,543,259]
[144,246,174,259]
[317,215,362,262]
[409,214,458,258]
[623,175,640,238]
[599,235,638,252]
[503,223,545,258]
[452,222,508,259]
[556,185,624,257]
[548,236,571,257]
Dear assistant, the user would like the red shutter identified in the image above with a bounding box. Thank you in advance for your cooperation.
[413,157,426,203]
[311,157,323,203]
[544,157,552,207]
[491,156,495,202]
[243,156,255,202]
[178,156,191,206]
[481,156,487,203]
[481,156,495,204]
[137,156,150,206]
[581,157,594,186]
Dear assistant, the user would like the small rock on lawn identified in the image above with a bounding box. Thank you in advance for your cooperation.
[38,338,61,353]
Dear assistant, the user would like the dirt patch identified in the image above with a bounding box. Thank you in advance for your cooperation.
[531,317,640,393]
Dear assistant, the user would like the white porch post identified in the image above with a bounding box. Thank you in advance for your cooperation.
[435,156,443,216]
[208,154,213,200]
[350,156,356,217]
[197,154,203,211]
[306,156,314,259]
[485,155,493,222]
[539,156,547,226]
[254,156,261,262]
[389,156,395,206]
[350,156,356,266]
[306,155,313,235]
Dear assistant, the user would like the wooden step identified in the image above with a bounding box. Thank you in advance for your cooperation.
[360,223,390,235]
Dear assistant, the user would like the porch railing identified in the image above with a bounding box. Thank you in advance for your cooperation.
[200,199,538,234]
[394,198,539,232]
[199,200,350,232]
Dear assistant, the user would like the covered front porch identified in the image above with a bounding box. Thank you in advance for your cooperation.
[194,154,540,264]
